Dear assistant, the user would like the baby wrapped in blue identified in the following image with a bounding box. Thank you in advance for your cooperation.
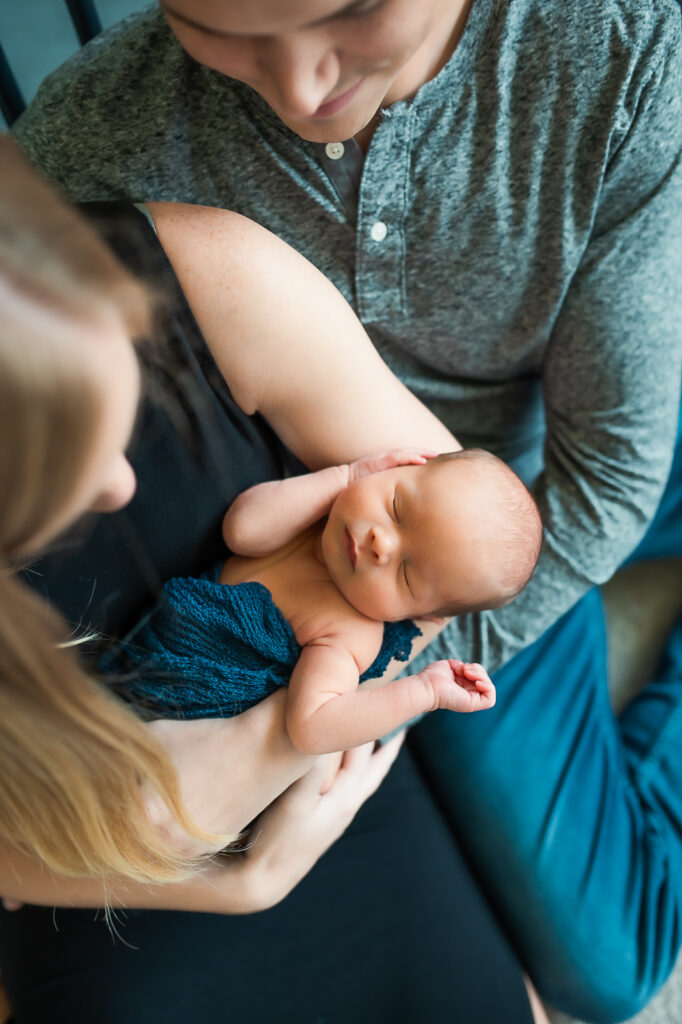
[102,564,421,719]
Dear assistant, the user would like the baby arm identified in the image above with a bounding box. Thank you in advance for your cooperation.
[287,636,495,755]
[223,449,435,556]
[223,463,351,556]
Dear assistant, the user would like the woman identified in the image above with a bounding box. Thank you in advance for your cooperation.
[0,139,545,1022]
[13,0,682,1017]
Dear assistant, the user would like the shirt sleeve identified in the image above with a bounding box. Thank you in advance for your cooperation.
[412,15,682,673]
[13,57,109,197]
[11,11,169,202]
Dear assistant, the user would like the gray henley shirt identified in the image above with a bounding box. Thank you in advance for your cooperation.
[14,0,682,671]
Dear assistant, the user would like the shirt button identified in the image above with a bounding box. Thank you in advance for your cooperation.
[325,142,345,160]
[370,221,388,242]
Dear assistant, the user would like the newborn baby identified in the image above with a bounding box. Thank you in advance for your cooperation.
[105,448,541,754]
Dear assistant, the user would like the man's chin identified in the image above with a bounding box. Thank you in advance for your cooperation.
[277,107,378,145]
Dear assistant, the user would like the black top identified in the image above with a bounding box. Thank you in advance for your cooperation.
[26,203,289,641]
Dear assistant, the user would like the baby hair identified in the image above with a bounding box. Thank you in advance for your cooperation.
[426,449,543,616]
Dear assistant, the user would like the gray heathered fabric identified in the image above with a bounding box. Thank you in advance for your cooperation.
[13,0,682,672]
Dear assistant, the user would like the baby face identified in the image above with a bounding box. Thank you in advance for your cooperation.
[321,460,491,622]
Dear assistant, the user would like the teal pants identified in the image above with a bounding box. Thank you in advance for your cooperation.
[413,402,682,1023]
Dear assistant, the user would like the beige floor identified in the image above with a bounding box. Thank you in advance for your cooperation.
[549,558,682,1024]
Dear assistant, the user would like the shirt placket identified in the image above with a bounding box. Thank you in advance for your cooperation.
[355,109,413,325]
[315,109,413,326]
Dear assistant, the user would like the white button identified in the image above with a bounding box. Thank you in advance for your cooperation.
[370,221,388,242]
[325,142,345,160]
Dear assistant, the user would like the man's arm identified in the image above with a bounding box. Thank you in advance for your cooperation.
[413,20,682,674]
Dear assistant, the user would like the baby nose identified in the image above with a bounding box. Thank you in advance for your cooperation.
[371,526,395,565]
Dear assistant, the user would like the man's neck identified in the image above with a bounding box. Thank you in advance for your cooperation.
[354,0,474,154]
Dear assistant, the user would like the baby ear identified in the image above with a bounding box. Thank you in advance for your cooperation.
[417,614,447,625]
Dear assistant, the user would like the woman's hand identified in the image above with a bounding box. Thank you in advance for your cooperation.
[234,732,405,911]
[143,690,316,857]
[0,728,402,916]
[0,733,403,916]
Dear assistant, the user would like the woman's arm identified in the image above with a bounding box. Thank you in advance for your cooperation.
[146,203,459,466]
[138,203,456,847]
[0,734,403,912]
[145,620,447,853]
[142,689,312,854]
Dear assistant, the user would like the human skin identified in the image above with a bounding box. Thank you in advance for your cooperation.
[1,301,141,552]
[145,3,551,1008]
[226,452,502,621]
[158,0,473,147]
[320,460,507,621]
[145,184,548,1024]
[123,200,461,852]
[222,449,543,751]
[1,203,454,912]
[0,728,404,912]
[4,293,407,913]
[221,483,496,752]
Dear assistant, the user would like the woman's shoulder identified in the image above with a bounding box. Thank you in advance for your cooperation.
[79,202,168,284]
[27,201,288,640]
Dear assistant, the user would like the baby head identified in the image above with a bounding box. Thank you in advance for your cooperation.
[321,449,542,623]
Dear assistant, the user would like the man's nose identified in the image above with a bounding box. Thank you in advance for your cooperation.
[370,525,396,565]
[258,33,339,118]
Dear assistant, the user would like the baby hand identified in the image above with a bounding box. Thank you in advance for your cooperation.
[419,659,496,714]
[348,448,438,483]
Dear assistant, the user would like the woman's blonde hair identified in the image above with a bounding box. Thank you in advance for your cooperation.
[0,136,222,884]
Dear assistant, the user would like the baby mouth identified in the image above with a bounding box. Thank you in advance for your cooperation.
[344,527,358,569]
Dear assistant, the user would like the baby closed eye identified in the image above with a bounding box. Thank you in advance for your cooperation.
[392,491,400,523]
